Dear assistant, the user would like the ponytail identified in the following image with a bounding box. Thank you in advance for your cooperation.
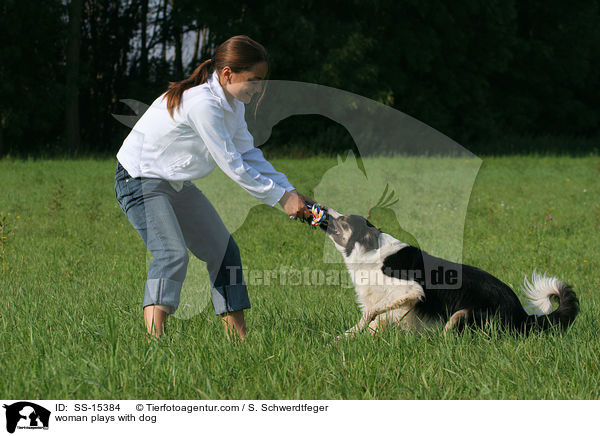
[162,35,269,120]
[162,58,213,119]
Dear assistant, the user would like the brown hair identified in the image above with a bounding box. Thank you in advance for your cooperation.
[162,35,269,119]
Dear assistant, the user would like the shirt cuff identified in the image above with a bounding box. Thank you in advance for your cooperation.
[263,184,286,207]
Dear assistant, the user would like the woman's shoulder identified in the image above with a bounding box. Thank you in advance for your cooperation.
[180,84,223,115]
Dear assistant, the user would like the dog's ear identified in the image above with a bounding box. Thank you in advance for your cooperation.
[365,219,382,232]
[362,227,380,251]
[345,225,379,256]
[345,238,357,257]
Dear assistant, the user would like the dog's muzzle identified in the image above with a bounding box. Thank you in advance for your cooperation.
[320,213,341,235]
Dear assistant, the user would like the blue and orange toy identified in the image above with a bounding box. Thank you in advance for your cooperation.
[290,202,329,229]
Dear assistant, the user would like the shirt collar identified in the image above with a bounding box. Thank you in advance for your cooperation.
[208,70,242,114]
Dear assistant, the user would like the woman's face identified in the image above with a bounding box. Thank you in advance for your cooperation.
[220,61,268,104]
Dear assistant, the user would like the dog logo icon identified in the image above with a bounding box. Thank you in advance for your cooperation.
[3,402,50,433]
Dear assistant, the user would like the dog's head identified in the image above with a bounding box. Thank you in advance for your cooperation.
[320,210,381,257]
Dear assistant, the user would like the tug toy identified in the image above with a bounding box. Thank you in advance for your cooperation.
[290,202,329,229]
[307,202,327,227]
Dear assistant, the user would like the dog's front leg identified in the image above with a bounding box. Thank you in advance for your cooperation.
[367,311,396,335]
[337,311,375,340]
[368,307,416,335]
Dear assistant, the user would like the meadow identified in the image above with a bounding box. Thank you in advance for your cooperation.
[0,154,599,399]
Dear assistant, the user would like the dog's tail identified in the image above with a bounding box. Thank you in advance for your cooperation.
[521,270,579,332]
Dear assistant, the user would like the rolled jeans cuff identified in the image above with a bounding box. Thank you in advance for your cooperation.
[211,284,251,315]
[143,278,182,314]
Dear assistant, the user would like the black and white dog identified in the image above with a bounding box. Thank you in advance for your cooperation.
[320,211,579,336]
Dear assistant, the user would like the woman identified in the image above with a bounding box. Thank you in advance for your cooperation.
[114,35,311,340]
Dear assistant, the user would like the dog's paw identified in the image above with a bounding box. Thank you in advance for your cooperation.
[335,331,356,341]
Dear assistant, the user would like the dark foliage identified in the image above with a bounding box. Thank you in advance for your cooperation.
[1,0,599,157]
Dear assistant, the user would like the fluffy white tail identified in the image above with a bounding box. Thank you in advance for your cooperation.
[521,269,564,316]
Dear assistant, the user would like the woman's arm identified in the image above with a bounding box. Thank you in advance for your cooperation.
[241,147,313,217]
[240,147,295,192]
[186,99,286,207]
[187,98,310,218]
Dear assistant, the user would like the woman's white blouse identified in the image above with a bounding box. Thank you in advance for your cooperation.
[116,70,294,206]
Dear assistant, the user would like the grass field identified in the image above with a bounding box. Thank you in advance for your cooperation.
[0,154,599,399]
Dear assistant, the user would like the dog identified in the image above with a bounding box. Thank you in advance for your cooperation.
[319,210,579,337]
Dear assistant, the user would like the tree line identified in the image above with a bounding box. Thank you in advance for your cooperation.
[1,0,599,157]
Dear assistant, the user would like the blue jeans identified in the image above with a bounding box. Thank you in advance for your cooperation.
[114,161,250,315]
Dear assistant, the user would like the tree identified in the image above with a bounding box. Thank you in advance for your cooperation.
[0,0,65,156]
[65,0,83,154]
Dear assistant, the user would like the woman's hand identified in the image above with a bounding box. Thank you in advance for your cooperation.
[297,192,315,207]
[279,190,311,219]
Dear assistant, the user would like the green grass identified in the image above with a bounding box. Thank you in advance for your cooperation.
[0,154,599,399]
